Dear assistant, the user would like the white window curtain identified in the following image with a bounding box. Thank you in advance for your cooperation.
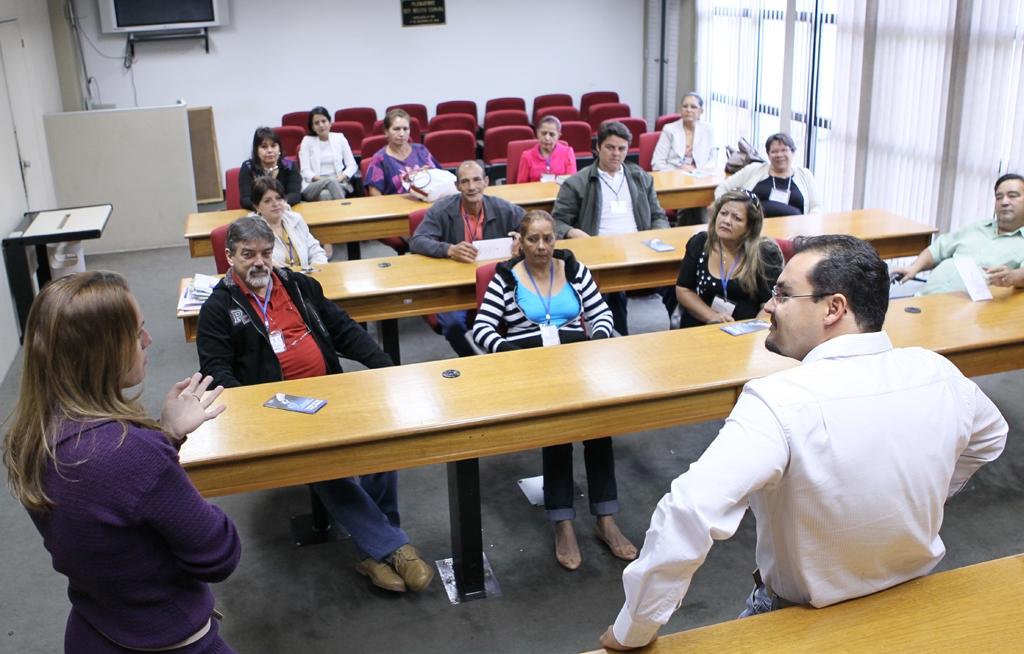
[824,0,1024,231]
[695,0,767,153]
[949,0,1024,231]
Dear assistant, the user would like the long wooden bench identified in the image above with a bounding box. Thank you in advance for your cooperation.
[580,554,1024,653]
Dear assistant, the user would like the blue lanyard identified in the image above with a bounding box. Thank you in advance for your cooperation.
[524,260,555,324]
[252,275,273,331]
[718,243,740,302]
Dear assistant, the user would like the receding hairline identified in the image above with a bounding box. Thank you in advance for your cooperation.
[457,160,485,179]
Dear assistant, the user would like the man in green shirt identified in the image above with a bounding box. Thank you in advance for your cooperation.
[894,173,1024,293]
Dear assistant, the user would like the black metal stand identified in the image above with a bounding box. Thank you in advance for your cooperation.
[127,28,209,59]
[439,458,497,603]
[346,242,362,260]
[290,486,350,547]
[380,319,401,364]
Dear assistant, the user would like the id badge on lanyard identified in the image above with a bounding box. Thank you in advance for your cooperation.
[269,330,286,353]
[710,295,736,316]
[539,323,561,347]
[768,175,792,204]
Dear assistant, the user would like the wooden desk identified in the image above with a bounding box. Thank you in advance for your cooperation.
[177,210,936,348]
[183,171,722,258]
[582,554,1024,653]
[181,288,1024,599]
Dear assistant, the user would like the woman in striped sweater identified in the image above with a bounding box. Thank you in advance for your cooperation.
[472,210,637,571]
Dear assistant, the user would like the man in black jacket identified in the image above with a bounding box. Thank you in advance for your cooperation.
[196,216,433,594]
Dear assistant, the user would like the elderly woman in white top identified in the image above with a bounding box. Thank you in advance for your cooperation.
[652,92,717,172]
[715,132,823,217]
[249,176,328,268]
[298,106,358,202]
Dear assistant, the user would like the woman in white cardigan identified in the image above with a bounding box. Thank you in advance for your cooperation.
[715,133,823,217]
[298,106,358,202]
[652,92,717,172]
[249,176,328,269]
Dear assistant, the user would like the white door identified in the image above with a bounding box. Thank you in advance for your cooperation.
[0,19,43,210]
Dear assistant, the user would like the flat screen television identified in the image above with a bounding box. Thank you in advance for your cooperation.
[97,0,229,34]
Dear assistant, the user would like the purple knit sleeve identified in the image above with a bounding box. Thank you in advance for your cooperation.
[136,437,241,582]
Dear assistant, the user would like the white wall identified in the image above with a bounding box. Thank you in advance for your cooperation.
[0,0,62,376]
[73,0,646,175]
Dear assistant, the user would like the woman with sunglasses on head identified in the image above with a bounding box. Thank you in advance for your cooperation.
[714,132,823,217]
[3,271,239,653]
[675,189,783,327]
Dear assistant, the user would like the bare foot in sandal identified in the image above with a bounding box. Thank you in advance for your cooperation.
[554,520,582,570]
[595,515,637,561]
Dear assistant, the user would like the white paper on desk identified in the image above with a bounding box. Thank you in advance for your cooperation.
[953,255,993,302]
[474,237,513,261]
[177,273,220,311]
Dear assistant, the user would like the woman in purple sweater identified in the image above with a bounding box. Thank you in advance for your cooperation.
[2,271,240,653]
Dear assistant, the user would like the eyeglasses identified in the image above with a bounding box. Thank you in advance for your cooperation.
[770,285,833,303]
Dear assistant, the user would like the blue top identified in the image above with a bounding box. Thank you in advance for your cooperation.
[513,271,581,326]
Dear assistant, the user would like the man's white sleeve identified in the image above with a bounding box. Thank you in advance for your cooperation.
[611,389,790,646]
[948,381,1007,497]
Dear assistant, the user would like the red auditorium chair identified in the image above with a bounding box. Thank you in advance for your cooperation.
[330,121,365,156]
[504,139,538,184]
[224,167,241,210]
[560,121,595,159]
[483,125,534,179]
[483,109,530,130]
[532,93,573,118]
[639,132,660,171]
[580,91,620,120]
[272,126,305,160]
[656,113,682,131]
[211,224,230,274]
[484,97,526,114]
[429,113,477,134]
[360,134,387,160]
[436,100,478,121]
[533,105,579,125]
[333,107,377,135]
[587,103,631,135]
[424,130,477,169]
[281,111,310,130]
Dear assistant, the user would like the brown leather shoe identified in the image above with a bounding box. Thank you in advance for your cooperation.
[356,558,406,592]
[388,545,434,592]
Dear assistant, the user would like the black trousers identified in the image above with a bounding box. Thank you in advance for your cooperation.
[542,437,619,521]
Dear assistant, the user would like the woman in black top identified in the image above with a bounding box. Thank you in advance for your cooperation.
[675,189,783,327]
[238,127,302,211]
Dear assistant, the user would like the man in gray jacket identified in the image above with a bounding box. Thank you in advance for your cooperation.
[410,160,525,355]
[552,121,670,334]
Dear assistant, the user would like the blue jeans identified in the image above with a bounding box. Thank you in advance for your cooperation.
[738,583,798,618]
[435,310,476,357]
[312,472,409,561]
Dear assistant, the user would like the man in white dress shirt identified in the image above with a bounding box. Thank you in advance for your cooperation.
[600,234,1008,650]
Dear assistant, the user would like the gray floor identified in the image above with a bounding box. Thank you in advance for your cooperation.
[1,241,1021,654]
